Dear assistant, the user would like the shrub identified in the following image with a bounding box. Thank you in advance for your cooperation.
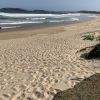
[82,33,100,42]
[82,34,95,41]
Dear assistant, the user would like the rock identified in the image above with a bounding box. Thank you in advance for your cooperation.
[0,27,2,29]
[53,73,100,100]
[86,43,100,59]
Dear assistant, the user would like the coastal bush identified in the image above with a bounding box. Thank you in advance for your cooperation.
[82,33,100,42]
[82,34,95,41]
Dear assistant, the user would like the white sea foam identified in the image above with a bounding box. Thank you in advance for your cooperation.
[88,15,98,18]
[72,18,79,21]
[0,12,82,18]
[0,12,96,26]
[49,20,65,22]
[26,18,46,20]
[67,13,81,16]
[0,21,43,25]
[0,12,59,18]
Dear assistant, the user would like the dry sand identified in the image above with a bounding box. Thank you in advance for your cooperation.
[0,18,100,100]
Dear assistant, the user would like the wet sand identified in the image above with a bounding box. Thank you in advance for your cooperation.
[0,18,100,100]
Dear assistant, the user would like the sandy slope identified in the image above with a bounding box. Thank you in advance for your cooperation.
[0,18,100,100]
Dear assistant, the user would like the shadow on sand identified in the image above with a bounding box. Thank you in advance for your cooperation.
[80,43,100,60]
[53,73,100,100]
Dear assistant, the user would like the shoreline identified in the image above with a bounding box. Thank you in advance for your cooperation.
[0,16,94,33]
[0,17,96,40]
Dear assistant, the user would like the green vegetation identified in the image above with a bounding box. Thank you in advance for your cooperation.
[82,34,95,41]
[82,33,100,42]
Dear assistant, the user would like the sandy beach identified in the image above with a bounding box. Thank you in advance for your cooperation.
[0,18,100,100]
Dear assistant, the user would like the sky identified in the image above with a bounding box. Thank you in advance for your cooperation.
[0,0,100,11]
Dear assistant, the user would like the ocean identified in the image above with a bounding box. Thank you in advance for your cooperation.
[0,12,98,29]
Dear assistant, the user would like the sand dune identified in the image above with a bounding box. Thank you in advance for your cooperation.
[0,18,100,100]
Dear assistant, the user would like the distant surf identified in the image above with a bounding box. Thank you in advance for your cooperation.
[0,12,98,29]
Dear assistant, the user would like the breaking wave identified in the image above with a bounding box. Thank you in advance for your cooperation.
[0,12,97,25]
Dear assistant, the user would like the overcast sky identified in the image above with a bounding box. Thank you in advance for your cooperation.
[0,0,100,11]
